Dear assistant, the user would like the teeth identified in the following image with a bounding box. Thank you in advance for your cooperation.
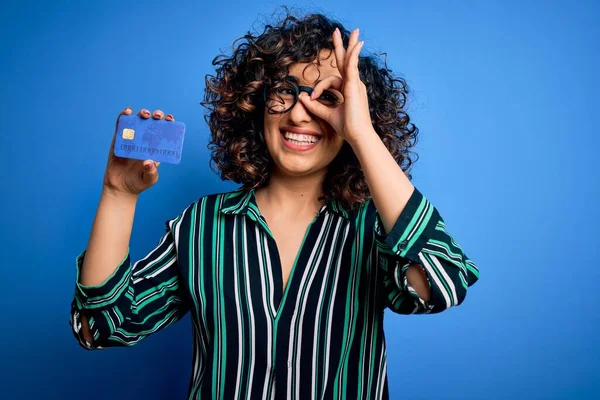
[283,131,320,143]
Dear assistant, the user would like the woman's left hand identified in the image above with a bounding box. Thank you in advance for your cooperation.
[298,28,373,144]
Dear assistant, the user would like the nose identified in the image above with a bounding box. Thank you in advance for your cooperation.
[288,92,313,124]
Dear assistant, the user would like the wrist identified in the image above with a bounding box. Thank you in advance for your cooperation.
[346,127,380,153]
[101,186,139,204]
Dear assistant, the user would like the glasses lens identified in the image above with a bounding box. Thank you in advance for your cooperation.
[265,81,297,113]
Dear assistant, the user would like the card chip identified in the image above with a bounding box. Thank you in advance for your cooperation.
[122,128,135,140]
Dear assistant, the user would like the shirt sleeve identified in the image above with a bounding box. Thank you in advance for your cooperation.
[373,187,480,314]
[70,214,188,349]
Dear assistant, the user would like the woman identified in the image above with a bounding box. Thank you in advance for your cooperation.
[70,10,479,400]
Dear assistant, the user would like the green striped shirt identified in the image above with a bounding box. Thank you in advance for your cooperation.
[70,187,479,399]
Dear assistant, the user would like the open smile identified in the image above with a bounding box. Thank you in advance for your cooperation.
[280,127,322,151]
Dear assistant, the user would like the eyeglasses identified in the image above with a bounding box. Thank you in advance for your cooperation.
[262,77,344,114]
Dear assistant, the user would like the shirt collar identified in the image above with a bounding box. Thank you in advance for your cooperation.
[220,188,351,220]
[220,188,255,216]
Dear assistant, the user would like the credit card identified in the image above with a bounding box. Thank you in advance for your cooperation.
[114,114,186,164]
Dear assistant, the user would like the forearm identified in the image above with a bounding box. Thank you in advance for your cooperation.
[79,188,138,286]
[350,129,432,300]
[349,129,414,233]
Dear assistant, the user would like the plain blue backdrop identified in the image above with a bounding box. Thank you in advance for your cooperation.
[1,1,598,399]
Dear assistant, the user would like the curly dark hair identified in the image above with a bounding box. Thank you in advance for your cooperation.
[202,7,419,209]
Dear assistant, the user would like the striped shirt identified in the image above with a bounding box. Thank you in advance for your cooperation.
[70,187,479,399]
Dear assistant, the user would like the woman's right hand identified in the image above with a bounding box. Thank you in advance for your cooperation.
[103,106,176,197]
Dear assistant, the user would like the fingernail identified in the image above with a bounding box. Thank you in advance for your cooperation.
[166,114,173,120]
[145,163,154,171]
[334,27,340,36]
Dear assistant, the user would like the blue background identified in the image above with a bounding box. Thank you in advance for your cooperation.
[1,1,598,399]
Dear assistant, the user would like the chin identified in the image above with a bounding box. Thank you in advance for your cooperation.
[273,157,326,178]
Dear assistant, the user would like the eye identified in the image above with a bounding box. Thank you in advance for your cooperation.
[319,91,338,101]
[318,90,342,106]
[276,88,295,95]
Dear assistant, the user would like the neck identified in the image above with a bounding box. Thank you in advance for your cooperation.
[256,169,326,218]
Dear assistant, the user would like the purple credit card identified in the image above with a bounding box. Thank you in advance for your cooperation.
[114,114,186,164]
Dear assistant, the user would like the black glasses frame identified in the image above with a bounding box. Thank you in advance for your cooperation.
[262,78,315,114]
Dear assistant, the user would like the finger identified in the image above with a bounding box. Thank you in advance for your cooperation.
[142,160,161,169]
[137,108,151,119]
[143,160,156,170]
[346,41,364,82]
[310,75,343,101]
[333,28,346,78]
[298,93,335,124]
[346,28,359,61]
[114,106,132,129]
[152,109,164,120]
[142,159,161,169]
[344,29,359,72]
[165,113,175,121]
[111,106,133,150]
[142,160,159,185]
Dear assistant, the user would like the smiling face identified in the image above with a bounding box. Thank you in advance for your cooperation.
[263,49,346,180]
